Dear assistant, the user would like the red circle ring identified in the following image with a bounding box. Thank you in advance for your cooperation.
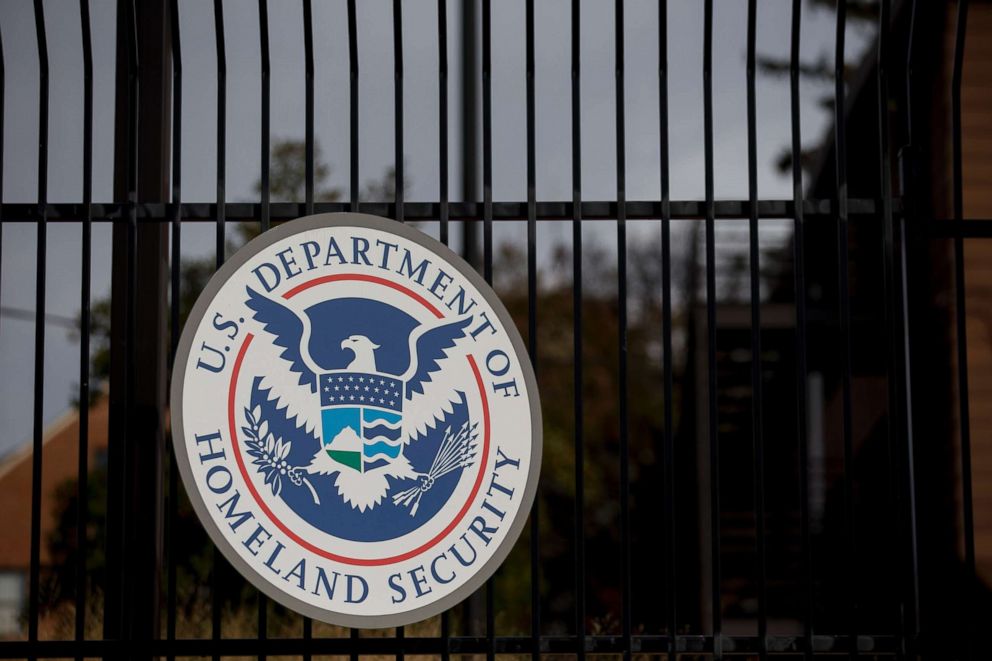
[226,274,492,566]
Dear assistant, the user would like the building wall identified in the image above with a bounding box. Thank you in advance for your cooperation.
[0,399,109,636]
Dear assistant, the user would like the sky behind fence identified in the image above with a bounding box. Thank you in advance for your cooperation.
[0,0,876,457]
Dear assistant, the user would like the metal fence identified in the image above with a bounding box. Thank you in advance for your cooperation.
[0,0,987,658]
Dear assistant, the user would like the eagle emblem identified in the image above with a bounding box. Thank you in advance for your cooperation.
[243,287,479,517]
[171,214,541,628]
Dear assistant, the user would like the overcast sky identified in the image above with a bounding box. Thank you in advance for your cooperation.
[0,0,876,457]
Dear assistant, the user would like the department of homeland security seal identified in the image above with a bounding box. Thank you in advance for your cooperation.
[171,213,541,628]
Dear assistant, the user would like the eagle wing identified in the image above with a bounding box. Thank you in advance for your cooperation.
[245,287,323,435]
[401,316,472,439]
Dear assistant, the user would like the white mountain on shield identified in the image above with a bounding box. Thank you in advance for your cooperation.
[328,425,363,453]
[244,287,479,513]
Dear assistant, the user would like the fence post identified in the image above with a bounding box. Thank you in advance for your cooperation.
[105,0,172,650]
[460,0,479,269]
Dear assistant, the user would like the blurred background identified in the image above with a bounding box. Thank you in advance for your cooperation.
[0,0,990,658]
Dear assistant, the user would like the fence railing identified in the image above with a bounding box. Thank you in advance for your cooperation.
[0,0,985,658]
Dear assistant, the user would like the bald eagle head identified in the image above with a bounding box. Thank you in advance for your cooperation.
[340,335,380,372]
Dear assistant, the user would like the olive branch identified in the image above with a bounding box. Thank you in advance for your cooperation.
[242,405,321,505]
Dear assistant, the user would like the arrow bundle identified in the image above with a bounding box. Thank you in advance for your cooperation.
[393,421,479,516]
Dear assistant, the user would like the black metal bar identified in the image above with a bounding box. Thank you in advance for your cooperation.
[925,220,992,237]
[124,0,140,642]
[614,2,631,659]
[702,2,720,657]
[904,0,918,151]
[889,4,922,658]
[745,2,767,658]
[438,0,449,247]
[482,0,492,285]
[396,617,405,659]
[658,1,676,658]
[525,0,536,353]
[525,0,540,658]
[876,0,898,644]
[571,0,585,657]
[104,0,141,643]
[895,226,921,653]
[833,4,858,657]
[0,633,909,657]
[28,0,49,647]
[211,1,227,654]
[459,0,478,268]
[257,1,271,651]
[168,0,182,375]
[484,581,494,659]
[0,1,4,326]
[950,3,974,658]
[789,1,813,657]
[0,198,895,224]
[481,0,494,654]
[304,0,314,217]
[301,4,314,651]
[347,0,359,623]
[129,0,173,646]
[392,0,406,651]
[167,133,184,661]
[900,7,922,648]
[349,619,359,660]
[348,0,359,210]
[168,395,180,657]
[435,21,451,651]
[394,0,404,225]
[0,10,3,342]
[876,3,916,657]
[76,1,93,653]
[167,0,181,656]
[169,0,183,364]
[259,0,270,234]
[214,0,226,264]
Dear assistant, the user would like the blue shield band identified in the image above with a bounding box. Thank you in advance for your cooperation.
[319,371,403,412]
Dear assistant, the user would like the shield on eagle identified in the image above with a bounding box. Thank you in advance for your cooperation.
[318,370,405,474]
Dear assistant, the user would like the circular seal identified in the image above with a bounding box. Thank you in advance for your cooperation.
[171,213,541,628]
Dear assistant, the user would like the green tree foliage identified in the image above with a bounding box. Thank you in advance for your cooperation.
[261,141,341,203]
[757,0,879,176]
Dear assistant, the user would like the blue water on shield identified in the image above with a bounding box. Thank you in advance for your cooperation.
[319,371,405,473]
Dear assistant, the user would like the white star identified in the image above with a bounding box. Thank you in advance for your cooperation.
[323,387,329,392]
[338,376,344,382]
[364,386,370,392]
[359,376,364,382]
[379,379,385,385]
[328,395,335,402]
[349,395,355,401]
[389,400,395,406]
[334,385,340,391]
[374,387,380,393]
[348,376,354,382]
